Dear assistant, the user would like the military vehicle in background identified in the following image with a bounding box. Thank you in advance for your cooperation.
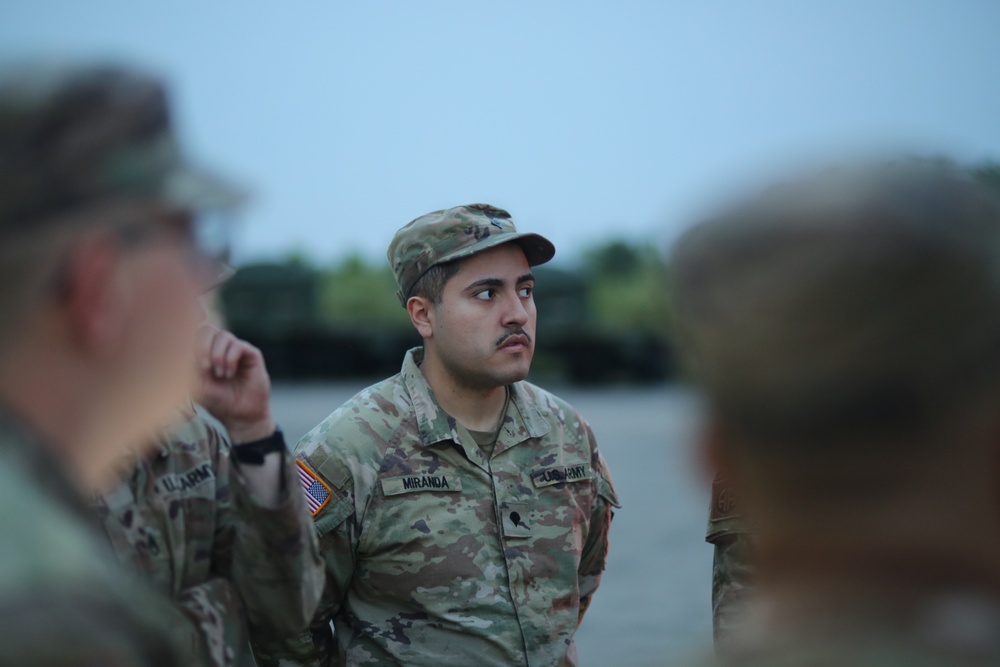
[219,256,674,384]
[219,262,417,380]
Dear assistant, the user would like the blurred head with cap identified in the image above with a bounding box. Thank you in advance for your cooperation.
[390,203,554,394]
[671,159,1000,604]
[0,61,245,487]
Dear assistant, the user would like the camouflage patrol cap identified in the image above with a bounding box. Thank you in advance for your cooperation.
[0,62,245,233]
[388,203,556,305]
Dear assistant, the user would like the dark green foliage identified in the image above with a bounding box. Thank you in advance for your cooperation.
[317,253,411,331]
[584,240,673,338]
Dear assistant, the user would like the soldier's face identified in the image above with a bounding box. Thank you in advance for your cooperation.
[428,243,536,390]
[97,209,207,461]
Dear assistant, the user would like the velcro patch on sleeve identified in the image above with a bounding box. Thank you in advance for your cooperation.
[381,474,462,496]
[297,460,333,517]
[709,476,741,524]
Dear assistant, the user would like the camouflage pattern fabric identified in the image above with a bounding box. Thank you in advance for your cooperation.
[256,347,620,667]
[93,403,324,666]
[0,409,188,665]
[0,62,243,232]
[705,474,754,649]
[387,203,555,304]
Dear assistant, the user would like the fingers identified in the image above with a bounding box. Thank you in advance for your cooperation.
[197,325,263,380]
[209,328,235,379]
[195,324,217,374]
[194,326,273,440]
[224,337,245,379]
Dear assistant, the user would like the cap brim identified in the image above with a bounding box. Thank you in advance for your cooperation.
[437,231,556,268]
[514,232,557,267]
[162,162,248,213]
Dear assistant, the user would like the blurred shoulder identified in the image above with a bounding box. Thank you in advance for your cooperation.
[0,452,182,662]
[0,443,121,595]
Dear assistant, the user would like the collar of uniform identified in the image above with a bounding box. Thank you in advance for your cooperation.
[151,402,197,460]
[400,347,551,451]
[401,347,460,448]
[495,381,551,454]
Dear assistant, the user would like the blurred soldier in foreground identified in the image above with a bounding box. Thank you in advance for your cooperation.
[93,323,324,665]
[671,160,1000,665]
[0,62,244,663]
[259,203,620,666]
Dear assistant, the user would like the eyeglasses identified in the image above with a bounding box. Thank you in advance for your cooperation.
[16,203,237,299]
[115,209,234,285]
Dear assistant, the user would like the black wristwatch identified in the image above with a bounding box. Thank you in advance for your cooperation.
[231,428,286,465]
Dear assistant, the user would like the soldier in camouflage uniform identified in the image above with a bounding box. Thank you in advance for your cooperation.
[93,326,325,666]
[671,160,1000,666]
[258,204,620,667]
[0,62,246,663]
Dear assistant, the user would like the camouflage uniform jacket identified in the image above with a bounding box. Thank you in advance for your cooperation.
[93,404,324,666]
[270,347,620,667]
[0,409,188,665]
[706,473,754,649]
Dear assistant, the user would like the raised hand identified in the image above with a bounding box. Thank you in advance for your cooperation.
[195,326,275,444]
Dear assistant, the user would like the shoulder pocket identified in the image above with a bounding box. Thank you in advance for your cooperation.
[592,451,621,508]
[296,458,354,536]
[596,470,621,509]
[707,475,746,542]
[709,477,741,523]
[315,495,353,536]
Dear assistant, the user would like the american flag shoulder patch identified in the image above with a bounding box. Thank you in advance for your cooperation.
[297,460,332,517]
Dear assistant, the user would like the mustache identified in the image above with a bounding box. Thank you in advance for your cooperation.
[495,328,532,348]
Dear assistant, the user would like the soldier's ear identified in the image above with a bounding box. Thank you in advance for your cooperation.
[61,230,128,357]
[406,295,434,339]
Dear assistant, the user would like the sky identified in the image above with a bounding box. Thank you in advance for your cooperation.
[2,0,1000,267]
